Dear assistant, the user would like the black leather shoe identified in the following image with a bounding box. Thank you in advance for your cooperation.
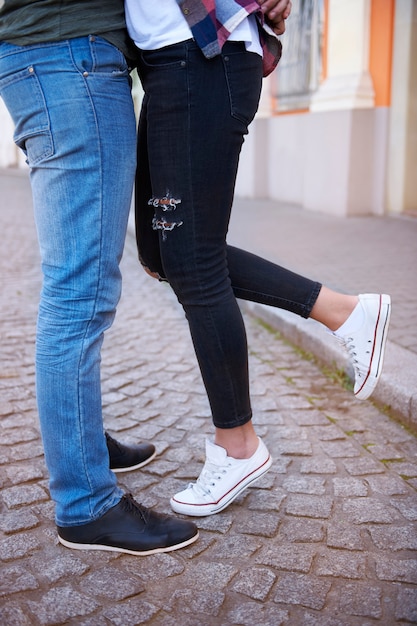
[57,493,199,555]
[105,431,156,473]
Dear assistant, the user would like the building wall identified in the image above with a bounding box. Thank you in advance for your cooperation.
[236,0,416,216]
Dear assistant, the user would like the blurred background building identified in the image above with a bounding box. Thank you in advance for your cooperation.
[236,0,416,216]
[1,0,415,217]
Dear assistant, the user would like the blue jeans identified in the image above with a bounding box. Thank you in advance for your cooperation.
[0,36,137,525]
[136,40,321,429]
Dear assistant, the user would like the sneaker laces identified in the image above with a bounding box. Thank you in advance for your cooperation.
[190,461,232,497]
[120,493,149,523]
[335,335,371,380]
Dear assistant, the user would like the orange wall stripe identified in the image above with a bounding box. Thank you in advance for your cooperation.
[369,0,395,107]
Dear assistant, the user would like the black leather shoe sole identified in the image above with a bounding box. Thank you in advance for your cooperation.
[57,494,199,556]
[111,448,157,473]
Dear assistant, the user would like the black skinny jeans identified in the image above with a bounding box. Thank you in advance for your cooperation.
[136,39,321,429]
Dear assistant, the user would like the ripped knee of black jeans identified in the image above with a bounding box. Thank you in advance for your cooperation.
[149,192,183,241]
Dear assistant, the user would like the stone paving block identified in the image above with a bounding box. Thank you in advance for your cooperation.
[252,395,279,411]
[282,476,326,495]
[124,552,185,582]
[278,440,313,456]
[286,409,330,426]
[9,441,44,462]
[1,427,39,446]
[102,599,160,625]
[332,477,368,496]
[326,521,364,551]
[0,564,39,597]
[234,511,281,538]
[386,461,417,478]
[285,494,333,518]
[343,456,385,475]
[368,525,417,550]
[6,463,45,485]
[34,553,90,584]
[2,484,49,509]
[319,440,361,458]
[275,395,314,410]
[375,557,417,584]
[0,509,40,534]
[0,532,41,561]
[246,488,287,511]
[27,586,101,625]
[0,413,34,430]
[394,587,417,622]
[256,544,316,573]
[82,567,145,600]
[231,566,277,600]
[178,561,237,590]
[312,424,346,441]
[407,477,417,489]
[300,458,337,474]
[169,589,225,617]
[338,581,382,618]
[273,573,332,610]
[367,443,408,461]
[0,602,33,626]
[226,601,289,626]
[209,534,262,558]
[280,518,325,543]
[365,474,409,495]
[301,611,346,626]
[0,400,15,416]
[264,457,291,474]
[315,549,366,579]
[342,498,400,524]
[389,496,417,521]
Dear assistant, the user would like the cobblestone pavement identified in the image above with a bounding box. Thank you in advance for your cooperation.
[1,170,417,625]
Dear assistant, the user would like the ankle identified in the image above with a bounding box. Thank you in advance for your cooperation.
[311,288,359,332]
[214,426,259,459]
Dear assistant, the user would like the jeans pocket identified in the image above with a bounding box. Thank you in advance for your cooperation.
[222,50,263,126]
[86,36,130,76]
[0,66,53,165]
[140,41,190,70]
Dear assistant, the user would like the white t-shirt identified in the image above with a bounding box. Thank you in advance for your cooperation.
[125,0,262,56]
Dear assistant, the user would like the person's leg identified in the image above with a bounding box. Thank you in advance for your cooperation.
[138,40,259,433]
[0,38,199,552]
[0,37,136,525]
[137,41,274,515]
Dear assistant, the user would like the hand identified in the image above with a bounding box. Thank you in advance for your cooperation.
[258,0,292,35]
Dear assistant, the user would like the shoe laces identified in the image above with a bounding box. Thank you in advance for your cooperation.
[191,461,232,497]
[336,335,371,379]
[120,493,149,523]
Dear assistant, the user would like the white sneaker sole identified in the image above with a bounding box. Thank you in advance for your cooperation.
[170,454,272,517]
[57,530,199,555]
[355,294,391,400]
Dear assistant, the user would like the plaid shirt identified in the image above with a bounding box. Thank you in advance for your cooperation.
[177,0,282,76]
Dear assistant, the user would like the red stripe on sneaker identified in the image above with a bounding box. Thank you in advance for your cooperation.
[355,294,382,397]
[172,454,271,509]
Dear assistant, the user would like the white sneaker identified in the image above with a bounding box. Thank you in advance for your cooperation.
[335,293,391,400]
[170,437,272,517]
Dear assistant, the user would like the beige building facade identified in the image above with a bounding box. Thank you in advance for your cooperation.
[236,0,416,216]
